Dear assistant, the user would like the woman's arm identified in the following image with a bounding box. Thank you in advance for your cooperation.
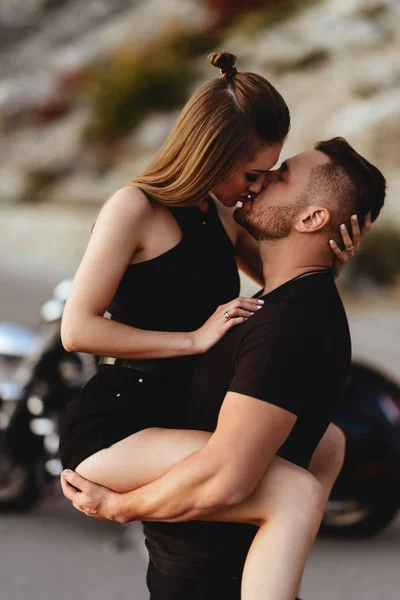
[61,187,261,359]
[61,186,189,358]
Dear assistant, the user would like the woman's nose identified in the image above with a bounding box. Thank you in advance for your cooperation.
[247,177,264,194]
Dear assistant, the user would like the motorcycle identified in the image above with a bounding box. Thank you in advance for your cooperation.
[0,280,97,510]
[322,362,400,537]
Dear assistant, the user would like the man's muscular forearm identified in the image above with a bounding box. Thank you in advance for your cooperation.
[112,447,232,524]
[62,448,242,525]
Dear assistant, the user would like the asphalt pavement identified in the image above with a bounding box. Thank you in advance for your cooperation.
[1,486,399,600]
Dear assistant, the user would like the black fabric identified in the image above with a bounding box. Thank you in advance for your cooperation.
[108,199,240,333]
[59,199,240,470]
[100,356,189,377]
[146,560,242,600]
[59,365,189,470]
[143,270,352,578]
[191,269,351,469]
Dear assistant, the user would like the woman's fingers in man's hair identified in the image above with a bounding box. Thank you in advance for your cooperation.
[349,214,361,251]
[360,211,372,242]
[329,238,350,263]
[329,211,373,268]
[339,221,355,252]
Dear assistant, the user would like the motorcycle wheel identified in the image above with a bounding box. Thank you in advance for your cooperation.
[320,497,399,538]
[0,454,41,510]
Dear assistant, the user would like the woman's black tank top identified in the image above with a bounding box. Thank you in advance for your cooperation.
[107,199,240,335]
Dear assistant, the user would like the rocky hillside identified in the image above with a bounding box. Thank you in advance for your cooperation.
[0,0,399,278]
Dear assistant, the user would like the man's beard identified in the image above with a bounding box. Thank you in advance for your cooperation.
[234,200,304,241]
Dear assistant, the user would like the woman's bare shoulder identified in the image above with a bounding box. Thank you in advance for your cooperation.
[100,185,155,223]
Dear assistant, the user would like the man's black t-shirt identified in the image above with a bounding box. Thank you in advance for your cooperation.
[143,270,351,577]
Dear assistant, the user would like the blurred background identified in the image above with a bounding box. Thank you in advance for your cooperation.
[0,0,399,598]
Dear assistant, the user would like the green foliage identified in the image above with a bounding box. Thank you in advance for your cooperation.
[84,27,220,141]
[349,227,400,287]
[167,29,221,57]
[230,0,323,37]
[204,0,276,28]
[272,48,329,74]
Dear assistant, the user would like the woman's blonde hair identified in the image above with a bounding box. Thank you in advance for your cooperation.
[130,51,290,206]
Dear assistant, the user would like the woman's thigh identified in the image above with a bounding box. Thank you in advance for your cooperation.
[76,427,211,492]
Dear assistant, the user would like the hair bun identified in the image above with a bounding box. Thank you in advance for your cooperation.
[208,51,237,72]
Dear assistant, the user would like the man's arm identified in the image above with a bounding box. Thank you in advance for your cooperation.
[62,392,296,523]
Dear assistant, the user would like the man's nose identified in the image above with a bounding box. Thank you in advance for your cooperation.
[263,170,280,187]
[261,172,273,189]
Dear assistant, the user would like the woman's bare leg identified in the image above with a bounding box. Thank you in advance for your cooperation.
[238,424,346,600]
[204,458,324,600]
[309,423,346,506]
[293,423,346,599]
[76,428,325,600]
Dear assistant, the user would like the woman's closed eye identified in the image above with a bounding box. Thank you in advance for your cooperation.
[246,174,258,183]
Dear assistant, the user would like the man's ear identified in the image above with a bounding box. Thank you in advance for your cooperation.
[295,206,331,234]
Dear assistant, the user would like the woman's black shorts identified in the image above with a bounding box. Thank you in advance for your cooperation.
[59,365,189,471]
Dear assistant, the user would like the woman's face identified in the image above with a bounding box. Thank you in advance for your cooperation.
[212,142,284,208]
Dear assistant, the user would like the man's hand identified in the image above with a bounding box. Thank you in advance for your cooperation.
[60,469,124,522]
[330,211,372,278]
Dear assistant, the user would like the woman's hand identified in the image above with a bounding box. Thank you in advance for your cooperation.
[330,212,372,278]
[190,296,264,354]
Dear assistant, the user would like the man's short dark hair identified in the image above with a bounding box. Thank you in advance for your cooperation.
[313,137,386,232]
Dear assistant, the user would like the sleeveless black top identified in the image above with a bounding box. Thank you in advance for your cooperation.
[108,200,240,563]
[107,199,240,336]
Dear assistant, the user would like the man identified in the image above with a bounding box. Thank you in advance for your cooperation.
[62,138,385,599]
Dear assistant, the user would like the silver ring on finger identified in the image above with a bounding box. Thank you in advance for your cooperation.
[224,309,232,320]
[346,245,355,252]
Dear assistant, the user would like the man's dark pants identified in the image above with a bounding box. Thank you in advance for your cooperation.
[146,561,242,599]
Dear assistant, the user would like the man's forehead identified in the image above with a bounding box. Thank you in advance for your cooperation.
[286,150,329,172]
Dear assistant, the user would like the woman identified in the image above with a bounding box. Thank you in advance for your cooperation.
[60,52,365,599]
